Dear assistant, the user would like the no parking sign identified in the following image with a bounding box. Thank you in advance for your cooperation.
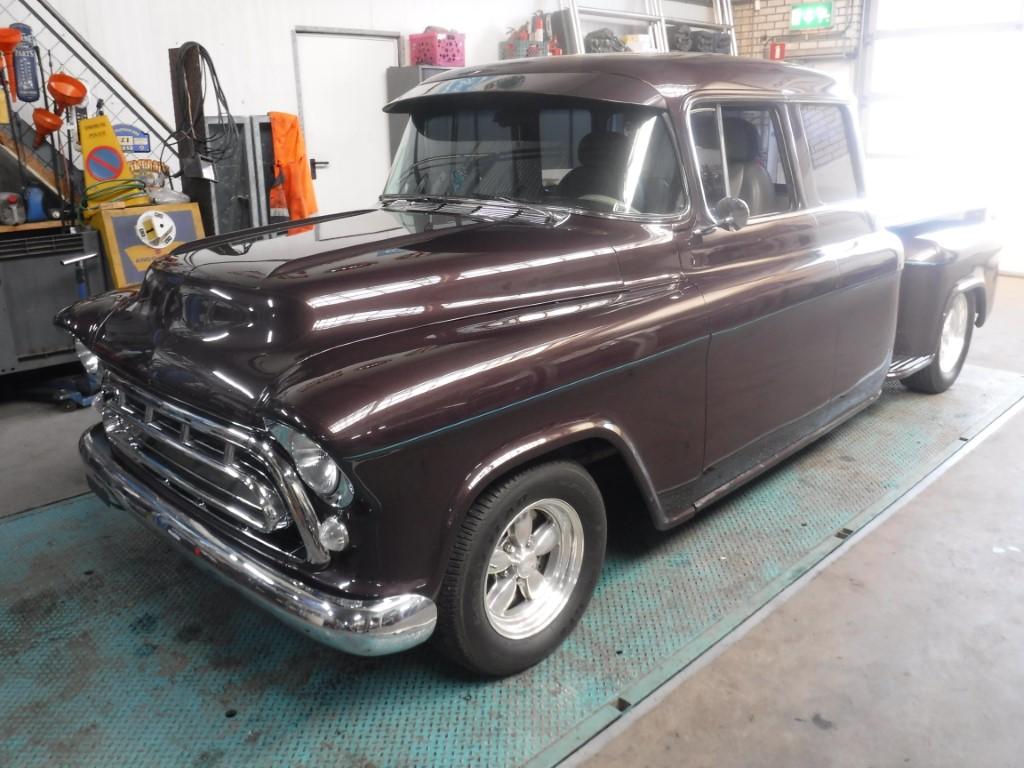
[78,115,140,193]
[85,145,124,182]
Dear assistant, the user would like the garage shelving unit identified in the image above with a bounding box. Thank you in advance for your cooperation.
[559,0,737,55]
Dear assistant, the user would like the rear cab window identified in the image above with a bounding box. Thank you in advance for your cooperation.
[688,102,796,218]
[792,103,862,205]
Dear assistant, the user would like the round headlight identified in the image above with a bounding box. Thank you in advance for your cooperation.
[75,340,101,376]
[273,426,355,507]
[289,432,339,495]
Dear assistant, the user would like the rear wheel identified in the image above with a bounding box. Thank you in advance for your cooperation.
[434,461,606,676]
[903,290,974,394]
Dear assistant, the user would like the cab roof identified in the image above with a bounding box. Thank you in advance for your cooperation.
[384,53,842,113]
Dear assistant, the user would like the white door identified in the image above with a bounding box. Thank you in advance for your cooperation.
[295,30,399,215]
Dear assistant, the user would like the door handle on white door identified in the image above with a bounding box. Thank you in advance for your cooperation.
[309,159,330,179]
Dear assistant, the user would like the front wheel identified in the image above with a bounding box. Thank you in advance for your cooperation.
[434,460,606,676]
[903,290,975,394]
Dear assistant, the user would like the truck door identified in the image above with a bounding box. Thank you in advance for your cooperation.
[789,103,902,410]
[680,100,840,477]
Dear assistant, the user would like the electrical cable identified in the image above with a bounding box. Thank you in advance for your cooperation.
[164,41,239,171]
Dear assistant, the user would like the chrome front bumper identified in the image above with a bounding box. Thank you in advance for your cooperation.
[80,424,437,656]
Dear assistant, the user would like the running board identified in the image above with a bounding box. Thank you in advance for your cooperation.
[887,355,933,380]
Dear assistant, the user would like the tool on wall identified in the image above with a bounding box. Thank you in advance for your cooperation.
[31,105,60,147]
[0,26,19,103]
[47,71,86,212]
[0,26,28,190]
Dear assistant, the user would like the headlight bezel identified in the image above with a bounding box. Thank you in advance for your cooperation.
[74,340,102,376]
[269,423,355,509]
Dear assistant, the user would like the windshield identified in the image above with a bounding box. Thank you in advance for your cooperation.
[383,97,685,217]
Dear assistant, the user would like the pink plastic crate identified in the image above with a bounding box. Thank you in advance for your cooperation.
[409,31,465,67]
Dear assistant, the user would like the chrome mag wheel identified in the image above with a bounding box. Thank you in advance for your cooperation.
[483,498,585,640]
[938,292,970,374]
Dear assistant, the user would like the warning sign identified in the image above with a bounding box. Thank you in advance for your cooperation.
[113,124,151,154]
[86,145,124,182]
[78,114,149,216]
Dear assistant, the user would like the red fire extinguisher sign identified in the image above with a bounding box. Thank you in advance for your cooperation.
[768,42,786,60]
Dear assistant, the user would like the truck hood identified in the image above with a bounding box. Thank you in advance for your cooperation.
[68,208,646,422]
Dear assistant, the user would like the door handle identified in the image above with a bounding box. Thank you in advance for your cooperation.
[309,158,330,180]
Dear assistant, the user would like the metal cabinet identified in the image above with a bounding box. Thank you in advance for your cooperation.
[0,229,102,375]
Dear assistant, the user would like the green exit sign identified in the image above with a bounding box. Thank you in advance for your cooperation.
[790,2,833,30]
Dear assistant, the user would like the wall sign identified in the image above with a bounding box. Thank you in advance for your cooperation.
[85,145,124,182]
[790,2,833,30]
[113,123,151,154]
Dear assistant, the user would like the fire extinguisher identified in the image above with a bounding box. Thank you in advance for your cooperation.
[532,11,545,42]
[11,23,39,102]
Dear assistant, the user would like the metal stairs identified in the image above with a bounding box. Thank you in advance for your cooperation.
[0,0,174,196]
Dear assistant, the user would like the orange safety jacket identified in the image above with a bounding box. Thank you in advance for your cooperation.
[268,111,317,235]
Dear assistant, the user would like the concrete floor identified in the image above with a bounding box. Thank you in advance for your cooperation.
[0,367,98,518]
[579,276,1024,768]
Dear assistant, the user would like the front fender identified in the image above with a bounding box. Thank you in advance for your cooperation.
[54,289,138,345]
[287,285,710,599]
[452,417,662,523]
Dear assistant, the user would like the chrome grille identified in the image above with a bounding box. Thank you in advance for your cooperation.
[99,375,317,563]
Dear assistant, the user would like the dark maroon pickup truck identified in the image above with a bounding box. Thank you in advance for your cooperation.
[60,54,1000,676]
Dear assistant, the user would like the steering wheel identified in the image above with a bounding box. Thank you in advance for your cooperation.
[578,194,639,214]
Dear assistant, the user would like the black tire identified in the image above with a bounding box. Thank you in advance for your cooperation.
[903,290,975,394]
[433,460,606,676]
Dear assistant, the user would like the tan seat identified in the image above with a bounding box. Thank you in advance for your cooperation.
[722,118,776,216]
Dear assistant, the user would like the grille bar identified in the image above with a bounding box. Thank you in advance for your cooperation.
[105,420,274,532]
[106,397,284,527]
[99,373,331,566]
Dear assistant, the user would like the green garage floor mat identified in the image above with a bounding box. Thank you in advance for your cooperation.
[2,365,1022,768]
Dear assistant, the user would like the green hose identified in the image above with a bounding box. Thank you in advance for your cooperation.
[79,178,150,217]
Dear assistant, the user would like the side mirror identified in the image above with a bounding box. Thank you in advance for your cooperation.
[714,196,750,232]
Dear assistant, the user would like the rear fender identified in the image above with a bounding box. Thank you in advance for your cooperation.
[892,222,1000,357]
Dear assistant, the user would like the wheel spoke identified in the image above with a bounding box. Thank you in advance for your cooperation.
[486,575,518,616]
[531,523,558,556]
[482,497,587,641]
[488,548,513,575]
[511,509,534,547]
[521,568,546,600]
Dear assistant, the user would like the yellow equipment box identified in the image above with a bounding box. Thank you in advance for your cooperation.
[92,203,205,288]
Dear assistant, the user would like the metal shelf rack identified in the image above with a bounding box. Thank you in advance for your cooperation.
[560,0,737,56]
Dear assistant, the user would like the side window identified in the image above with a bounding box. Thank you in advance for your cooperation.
[690,103,794,217]
[798,104,861,203]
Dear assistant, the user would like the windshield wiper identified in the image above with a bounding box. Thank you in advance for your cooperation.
[381,194,566,226]
[468,194,566,225]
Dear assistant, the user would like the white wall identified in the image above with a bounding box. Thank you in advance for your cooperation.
[49,0,558,124]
